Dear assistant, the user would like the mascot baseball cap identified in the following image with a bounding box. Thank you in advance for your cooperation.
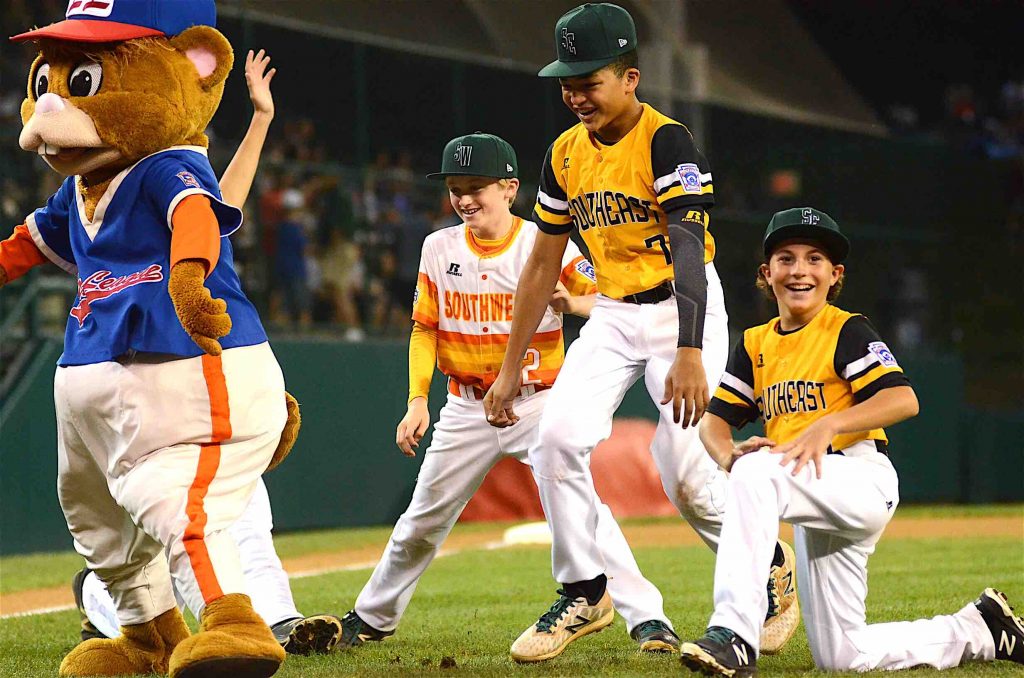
[538,3,638,78]
[427,133,518,180]
[763,207,850,263]
[11,0,216,43]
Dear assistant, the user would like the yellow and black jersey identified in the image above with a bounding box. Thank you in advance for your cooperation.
[533,103,715,299]
[708,304,911,451]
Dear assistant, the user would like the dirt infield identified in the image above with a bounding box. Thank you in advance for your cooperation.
[3,514,1018,618]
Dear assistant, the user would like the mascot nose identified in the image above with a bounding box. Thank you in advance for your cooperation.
[35,93,66,114]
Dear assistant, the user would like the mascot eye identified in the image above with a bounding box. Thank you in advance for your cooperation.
[68,62,103,97]
[33,63,50,100]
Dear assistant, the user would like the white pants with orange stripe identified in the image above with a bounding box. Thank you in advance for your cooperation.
[530,263,730,585]
[79,478,301,636]
[55,342,287,625]
[355,387,671,634]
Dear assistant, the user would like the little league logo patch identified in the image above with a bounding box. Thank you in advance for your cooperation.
[71,264,164,327]
[676,163,701,194]
[66,0,114,18]
[868,341,899,368]
[575,259,596,282]
[176,171,201,189]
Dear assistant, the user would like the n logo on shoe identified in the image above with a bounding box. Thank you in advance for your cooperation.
[732,642,750,665]
[781,571,794,597]
[1000,630,1017,656]
[565,615,591,634]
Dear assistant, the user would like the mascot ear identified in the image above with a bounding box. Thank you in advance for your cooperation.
[170,26,233,90]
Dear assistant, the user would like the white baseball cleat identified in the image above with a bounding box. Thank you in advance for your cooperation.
[510,589,614,662]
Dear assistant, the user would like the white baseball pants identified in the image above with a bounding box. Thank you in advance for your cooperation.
[55,342,286,625]
[80,477,301,635]
[710,444,995,670]
[530,263,730,584]
[355,387,670,634]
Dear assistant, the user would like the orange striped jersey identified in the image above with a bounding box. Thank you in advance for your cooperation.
[412,216,597,391]
[708,304,911,451]
[533,103,715,299]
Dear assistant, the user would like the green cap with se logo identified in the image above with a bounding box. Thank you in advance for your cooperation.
[538,3,638,78]
[763,207,850,263]
[426,132,518,180]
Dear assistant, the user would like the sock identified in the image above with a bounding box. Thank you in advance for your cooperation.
[563,574,607,605]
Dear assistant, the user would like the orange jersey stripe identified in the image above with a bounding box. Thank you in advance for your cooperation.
[436,327,562,347]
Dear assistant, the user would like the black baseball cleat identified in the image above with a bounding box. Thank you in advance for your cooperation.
[631,619,680,653]
[680,626,757,677]
[271,614,344,655]
[975,588,1024,664]
[336,609,393,650]
[71,567,108,643]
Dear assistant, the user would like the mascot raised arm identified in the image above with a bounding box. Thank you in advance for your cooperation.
[1,1,298,676]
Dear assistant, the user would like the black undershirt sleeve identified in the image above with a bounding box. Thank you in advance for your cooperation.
[666,206,707,349]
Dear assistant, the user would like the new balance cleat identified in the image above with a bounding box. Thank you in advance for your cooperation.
[680,626,757,677]
[760,540,799,654]
[336,610,393,650]
[510,589,614,662]
[71,567,107,643]
[630,619,680,653]
[975,588,1024,664]
[272,614,344,655]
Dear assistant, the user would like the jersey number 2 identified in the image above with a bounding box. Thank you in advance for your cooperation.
[644,234,672,264]
[521,348,542,385]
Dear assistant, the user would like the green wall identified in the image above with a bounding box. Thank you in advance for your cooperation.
[1,338,1019,555]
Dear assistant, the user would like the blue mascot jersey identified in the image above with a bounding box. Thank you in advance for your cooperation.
[27,146,268,366]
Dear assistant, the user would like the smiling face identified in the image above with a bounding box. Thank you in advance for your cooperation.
[445,175,518,232]
[559,65,640,140]
[761,241,844,325]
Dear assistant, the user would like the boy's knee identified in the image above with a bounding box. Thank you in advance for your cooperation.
[730,450,781,482]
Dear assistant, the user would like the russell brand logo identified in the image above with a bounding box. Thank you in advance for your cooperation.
[70,264,164,327]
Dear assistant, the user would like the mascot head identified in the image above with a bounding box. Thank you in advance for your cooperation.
[13,0,232,179]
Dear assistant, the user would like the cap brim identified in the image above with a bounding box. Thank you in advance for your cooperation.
[11,19,164,43]
[764,225,850,263]
[426,170,514,180]
[538,56,617,78]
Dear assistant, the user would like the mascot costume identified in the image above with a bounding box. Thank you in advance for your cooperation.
[1,1,300,676]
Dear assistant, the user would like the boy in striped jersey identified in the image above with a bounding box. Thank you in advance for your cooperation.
[680,207,1024,676]
[335,133,682,656]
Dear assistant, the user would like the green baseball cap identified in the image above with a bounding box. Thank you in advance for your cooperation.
[763,207,850,263]
[426,132,518,180]
[538,3,638,78]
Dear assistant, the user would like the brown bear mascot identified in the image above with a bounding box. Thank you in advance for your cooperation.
[1,1,299,676]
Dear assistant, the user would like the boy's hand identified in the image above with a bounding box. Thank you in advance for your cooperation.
[396,397,430,457]
[245,49,276,118]
[716,438,770,471]
[548,282,573,314]
[661,347,708,428]
[772,417,836,479]
[484,369,522,428]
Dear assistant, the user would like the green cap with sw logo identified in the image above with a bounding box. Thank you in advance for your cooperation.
[427,132,518,180]
[538,3,638,78]
[763,207,850,263]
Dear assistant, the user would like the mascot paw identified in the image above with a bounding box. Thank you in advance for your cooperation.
[168,260,232,356]
[169,593,284,678]
[59,607,190,677]
[266,392,301,472]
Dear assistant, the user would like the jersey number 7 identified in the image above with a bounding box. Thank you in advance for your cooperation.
[644,234,672,264]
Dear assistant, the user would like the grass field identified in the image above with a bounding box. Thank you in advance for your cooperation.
[1,506,1022,677]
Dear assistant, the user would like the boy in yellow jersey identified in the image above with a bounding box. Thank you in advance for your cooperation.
[484,3,798,661]
[334,133,685,655]
[680,207,1024,676]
